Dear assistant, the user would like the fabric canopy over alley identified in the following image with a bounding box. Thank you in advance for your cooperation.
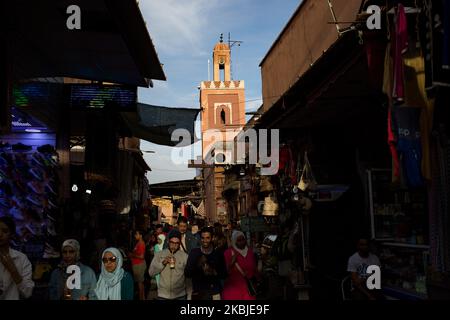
[120,103,201,147]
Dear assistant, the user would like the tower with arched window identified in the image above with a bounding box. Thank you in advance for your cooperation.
[200,38,245,158]
[199,37,246,223]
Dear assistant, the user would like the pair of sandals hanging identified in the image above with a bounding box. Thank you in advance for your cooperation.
[298,151,317,192]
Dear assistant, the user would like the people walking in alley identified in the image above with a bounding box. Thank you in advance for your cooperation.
[95,247,134,300]
[49,239,97,300]
[185,227,227,300]
[129,229,146,300]
[347,238,383,300]
[222,230,257,300]
[0,217,34,300]
[149,229,188,300]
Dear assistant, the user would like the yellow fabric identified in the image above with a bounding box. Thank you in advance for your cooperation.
[402,46,434,181]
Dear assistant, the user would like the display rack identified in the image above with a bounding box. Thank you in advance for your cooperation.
[367,169,429,299]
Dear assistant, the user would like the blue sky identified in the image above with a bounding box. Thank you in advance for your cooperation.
[138,0,301,184]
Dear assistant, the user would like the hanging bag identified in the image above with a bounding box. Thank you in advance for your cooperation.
[298,151,317,191]
[232,250,259,297]
[263,194,279,216]
[259,176,274,192]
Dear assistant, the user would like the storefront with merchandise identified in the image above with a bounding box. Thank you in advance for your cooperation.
[1,0,166,299]
[251,0,450,300]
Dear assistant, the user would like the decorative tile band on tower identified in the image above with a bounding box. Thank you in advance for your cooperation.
[201,80,245,90]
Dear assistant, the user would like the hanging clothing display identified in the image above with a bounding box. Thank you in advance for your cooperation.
[181,202,188,218]
[384,42,401,180]
[403,42,434,181]
[384,4,435,182]
[388,107,401,179]
[278,144,297,185]
[394,106,423,188]
[392,3,409,103]
[364,32,387,92]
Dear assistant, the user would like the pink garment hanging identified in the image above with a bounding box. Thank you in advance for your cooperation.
[388,107,400,179]
[392,3,408,102]
[181,203,188,218]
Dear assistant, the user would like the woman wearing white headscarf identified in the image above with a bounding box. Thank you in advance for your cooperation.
[95,247,134,300]
[222,231,257,300]
[153,234,166,287]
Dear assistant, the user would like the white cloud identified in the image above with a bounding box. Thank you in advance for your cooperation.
[139,0,224,57]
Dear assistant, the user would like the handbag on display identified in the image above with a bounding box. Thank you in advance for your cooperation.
[263,194,279,216]
[259,176,274,192]
[298,151,317,191]
[257,201,265,214]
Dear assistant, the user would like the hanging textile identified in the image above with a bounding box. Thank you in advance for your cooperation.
[392,3,409,103]
[402,40,434,181]
[384,42,401,181]
[394,107,424,187]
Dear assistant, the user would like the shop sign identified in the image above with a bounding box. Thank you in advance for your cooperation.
[68,84,137,110]
[240,216,269,233]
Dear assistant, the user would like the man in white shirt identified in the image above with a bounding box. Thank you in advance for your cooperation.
[347,238,383,300]
[0,217,35,300]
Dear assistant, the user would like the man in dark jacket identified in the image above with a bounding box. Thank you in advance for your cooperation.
[164,217,200,254]
[185,227,227,300]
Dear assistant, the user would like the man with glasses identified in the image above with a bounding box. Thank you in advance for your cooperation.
[164,217,200,254]
[48,239,97,300]
[148,229,188,300]
[163,217,200,300]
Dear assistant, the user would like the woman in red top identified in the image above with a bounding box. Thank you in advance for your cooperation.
[222,231,257,300]
[129,229,146,300]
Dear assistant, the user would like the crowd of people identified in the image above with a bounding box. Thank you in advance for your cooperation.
[1,215,382,300]
[0,216,264,300]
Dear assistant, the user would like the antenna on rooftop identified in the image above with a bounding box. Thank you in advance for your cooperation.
[228,32,243,80]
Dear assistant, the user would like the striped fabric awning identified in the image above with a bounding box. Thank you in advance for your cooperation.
[194,200,206,217]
